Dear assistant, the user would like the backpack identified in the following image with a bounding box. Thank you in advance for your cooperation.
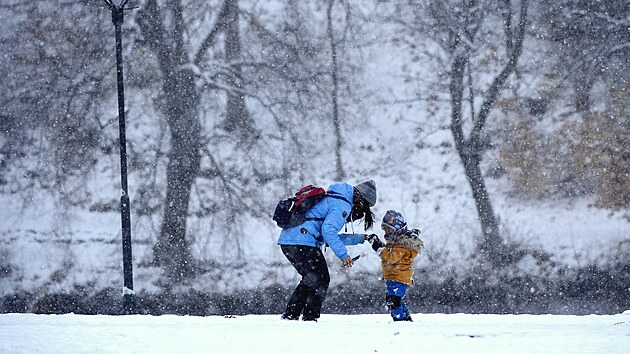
[272,185,349,228]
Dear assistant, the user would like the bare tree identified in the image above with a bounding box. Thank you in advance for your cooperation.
[447,0,528,264]
[387,0,529,264]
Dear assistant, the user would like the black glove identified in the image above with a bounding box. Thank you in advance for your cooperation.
[408,228,421,239]
[365,233,378,242]
[370,236,384,252]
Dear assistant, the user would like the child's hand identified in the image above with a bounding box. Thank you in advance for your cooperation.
[370,236,384,252]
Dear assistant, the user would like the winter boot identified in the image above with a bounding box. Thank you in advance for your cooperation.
[281,313,299,321]
[393,309,413,322]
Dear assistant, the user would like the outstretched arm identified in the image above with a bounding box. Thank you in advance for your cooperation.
[338,232,366,245]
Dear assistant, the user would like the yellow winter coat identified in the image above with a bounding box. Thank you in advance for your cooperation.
[380,235,423,285]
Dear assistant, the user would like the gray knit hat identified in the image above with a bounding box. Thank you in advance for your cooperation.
[355,180,377,207]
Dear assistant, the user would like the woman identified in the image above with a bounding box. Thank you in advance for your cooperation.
[277,180,377,321]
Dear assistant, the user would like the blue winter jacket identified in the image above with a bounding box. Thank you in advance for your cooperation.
[277,182,366,260]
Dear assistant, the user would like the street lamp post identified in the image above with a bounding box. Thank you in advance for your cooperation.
[103,0,135,314]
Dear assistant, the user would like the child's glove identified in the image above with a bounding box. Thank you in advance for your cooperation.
[367,234,384,252]
[408,228,421,239]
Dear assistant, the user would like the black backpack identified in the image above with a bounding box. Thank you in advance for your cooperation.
[273,185,349,228]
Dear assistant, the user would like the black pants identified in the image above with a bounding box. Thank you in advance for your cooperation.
[281,245,330,320]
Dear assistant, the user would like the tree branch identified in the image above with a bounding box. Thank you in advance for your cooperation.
[470,0,528,149]
[137,0,171,72]
[193,0,231,66]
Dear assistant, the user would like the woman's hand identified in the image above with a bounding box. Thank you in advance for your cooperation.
[341,256,354,268]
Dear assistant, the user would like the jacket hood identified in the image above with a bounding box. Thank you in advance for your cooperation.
[393,230,424,252]
[327,182,354,204]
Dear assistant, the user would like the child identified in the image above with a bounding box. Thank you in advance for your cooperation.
[367,209,423,322]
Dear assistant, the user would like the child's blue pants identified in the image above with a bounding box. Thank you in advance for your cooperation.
[386,280,411,320]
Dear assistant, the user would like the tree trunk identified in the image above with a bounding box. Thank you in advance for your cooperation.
[223,0,252,137]
[327,0,345,180]
[460,149,503,256]
[153,68,202,280]
[138,1,202,279]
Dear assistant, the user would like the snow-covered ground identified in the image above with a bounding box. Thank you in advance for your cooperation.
[1,312,629,354]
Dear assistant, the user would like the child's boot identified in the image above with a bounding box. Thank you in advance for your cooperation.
[388,297,412,321]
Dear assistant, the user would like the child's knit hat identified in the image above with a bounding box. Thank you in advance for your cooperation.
[381,209,407,235]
